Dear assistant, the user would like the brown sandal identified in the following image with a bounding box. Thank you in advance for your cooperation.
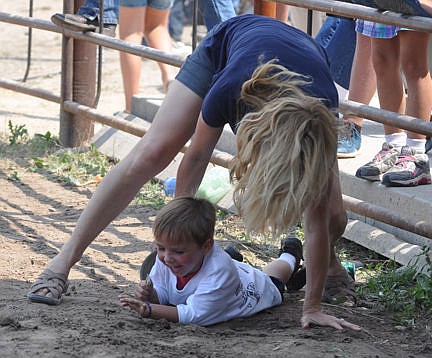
[27,269,69,305]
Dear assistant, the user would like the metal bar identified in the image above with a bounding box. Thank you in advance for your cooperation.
[62,100,233,167]
[192,0,198,50]
[272,0,432,32]
[340,100,432,137]
[0,78,60,103]
[0,12,184,67]
[23,0,33,82]
[94,0,104,107]
[61,99,432,241]
[343,195,432,240]
[307,9,313,36]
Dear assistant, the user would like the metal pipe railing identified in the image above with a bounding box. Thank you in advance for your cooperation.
[0,12,184,67]
[1,3,432,240]
[340,100,432,137]
[276,0,432,31]
[63,100,432,240]
[0,78,60,103]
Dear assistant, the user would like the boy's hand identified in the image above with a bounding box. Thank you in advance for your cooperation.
[119,294,149,317]
[134,276,155,302]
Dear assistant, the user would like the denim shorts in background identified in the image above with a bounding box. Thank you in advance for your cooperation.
[120,0,172,10]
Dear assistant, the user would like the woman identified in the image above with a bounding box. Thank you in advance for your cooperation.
[28,14,359,331]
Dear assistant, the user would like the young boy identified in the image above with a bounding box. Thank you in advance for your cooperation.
[119,196,304,326]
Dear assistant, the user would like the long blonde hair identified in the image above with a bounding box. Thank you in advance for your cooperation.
[230,61,337,236]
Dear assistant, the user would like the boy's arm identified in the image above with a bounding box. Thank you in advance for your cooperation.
[119,295,179,322]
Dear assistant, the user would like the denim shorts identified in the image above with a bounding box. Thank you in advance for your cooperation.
[175,22,229,98]
[120,0,172,10]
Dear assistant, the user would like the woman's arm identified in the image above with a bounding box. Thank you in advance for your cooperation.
[301,167,361,331]
[175,115,224,197]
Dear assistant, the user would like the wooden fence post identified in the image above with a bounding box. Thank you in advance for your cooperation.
[59,0,96,147]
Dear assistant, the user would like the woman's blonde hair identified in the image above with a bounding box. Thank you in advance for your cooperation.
[153,197,216,246]
[230,61,337,236]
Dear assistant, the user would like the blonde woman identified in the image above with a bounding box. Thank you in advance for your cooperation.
[28,14,359,331]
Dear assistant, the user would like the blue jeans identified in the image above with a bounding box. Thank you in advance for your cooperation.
[78,0,120,24]
[315,16,356,90]
[169,0,185,41]
[201,0,236,30]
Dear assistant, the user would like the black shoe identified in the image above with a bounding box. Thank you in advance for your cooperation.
[224,244,243,262]
[51,13,117,37]
[279,237,303,272]
[286,266,306,292]
[140,250,157,280]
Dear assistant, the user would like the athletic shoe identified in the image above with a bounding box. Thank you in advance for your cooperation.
[381,146,432,187]
[355,142,399,181]
[51,13,117,37]
[337,121,362,158]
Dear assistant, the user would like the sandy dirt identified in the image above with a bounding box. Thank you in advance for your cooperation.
[1,2,431,358]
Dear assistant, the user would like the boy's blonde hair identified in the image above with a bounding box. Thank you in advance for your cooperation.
[153,197,216,246]
[230,61,337,236]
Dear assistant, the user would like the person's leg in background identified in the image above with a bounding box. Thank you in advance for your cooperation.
[119,0,175,113]
[201,0,236,31]
[338,32,377,158]
[373,31,432,186]
[144,6,177,93]
[276,4,290,23]
[119,5,146,113]
[169,0,185,42]
[315,16,373,158]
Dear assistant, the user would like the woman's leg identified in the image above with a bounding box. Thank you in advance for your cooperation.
[31,81,203,297]
[144,7,176,93]
[119,6,146,113]
[346,33,376,128]
[371,36,405,135]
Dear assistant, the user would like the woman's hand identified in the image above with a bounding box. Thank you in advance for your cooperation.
[301,310,362,332]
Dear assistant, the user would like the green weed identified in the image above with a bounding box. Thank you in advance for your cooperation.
[358,247,432,326]
[8,120,29,145]
[133,179,167,210]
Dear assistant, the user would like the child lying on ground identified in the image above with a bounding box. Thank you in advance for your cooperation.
[118,196,321,327]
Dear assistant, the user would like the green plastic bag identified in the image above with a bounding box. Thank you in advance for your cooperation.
[196,166,231,204]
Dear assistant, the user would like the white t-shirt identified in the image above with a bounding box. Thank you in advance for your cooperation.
[149,243,282,326]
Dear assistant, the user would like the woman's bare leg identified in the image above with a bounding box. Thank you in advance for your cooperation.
[33,81,202,297]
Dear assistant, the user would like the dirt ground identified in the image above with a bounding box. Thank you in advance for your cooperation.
[0,2,431,358]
